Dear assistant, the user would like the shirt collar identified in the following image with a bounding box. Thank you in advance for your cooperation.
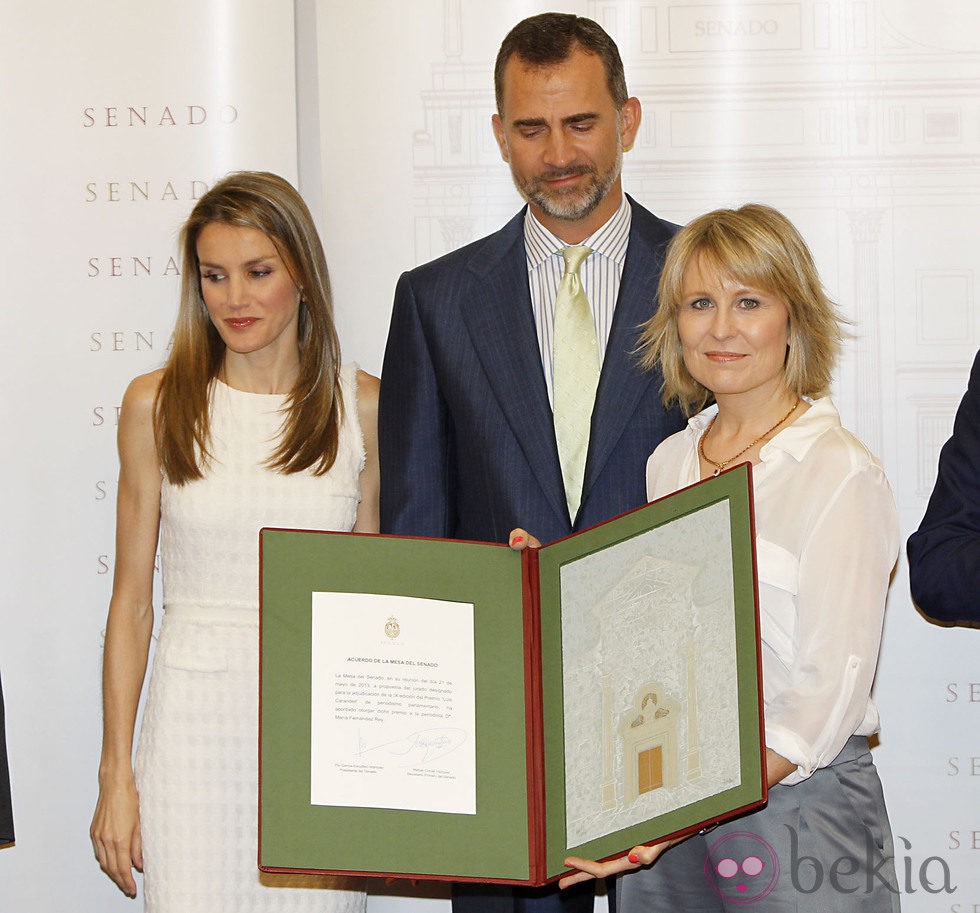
[688,396,842,464]
[760,396,840,462]
[523,194,632,269]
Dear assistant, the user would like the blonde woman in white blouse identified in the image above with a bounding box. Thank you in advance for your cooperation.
[520,205,901,912]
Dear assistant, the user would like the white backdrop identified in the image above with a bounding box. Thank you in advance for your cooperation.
[1,1,977,911]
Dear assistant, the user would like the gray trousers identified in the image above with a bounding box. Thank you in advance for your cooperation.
[619,737,900,913]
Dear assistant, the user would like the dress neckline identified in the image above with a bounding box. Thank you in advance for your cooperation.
[213,376,289,401]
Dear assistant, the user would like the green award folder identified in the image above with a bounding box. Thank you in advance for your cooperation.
[259,463,765,885]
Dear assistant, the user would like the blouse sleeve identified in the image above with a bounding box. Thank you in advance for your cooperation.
[764,460,899,784]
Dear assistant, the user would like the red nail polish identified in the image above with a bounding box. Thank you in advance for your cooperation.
[628,853,639,864]
[512,536,524,545]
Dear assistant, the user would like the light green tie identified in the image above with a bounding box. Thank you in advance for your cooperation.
[553,244,598,522]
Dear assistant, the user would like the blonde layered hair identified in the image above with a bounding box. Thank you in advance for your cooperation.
[155,172,343,484]
[639,204,846,415]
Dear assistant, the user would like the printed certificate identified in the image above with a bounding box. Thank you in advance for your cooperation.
[310,592,476,814]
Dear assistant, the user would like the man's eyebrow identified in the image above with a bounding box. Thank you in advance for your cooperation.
[563,112,599,125]
[512,117,548,129]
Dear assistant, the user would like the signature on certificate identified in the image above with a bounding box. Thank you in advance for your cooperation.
[355,727,466,766]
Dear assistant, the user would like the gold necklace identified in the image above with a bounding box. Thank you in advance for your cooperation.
[698,399,801,477]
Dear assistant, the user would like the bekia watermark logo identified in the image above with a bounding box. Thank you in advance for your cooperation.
[704,832,780,905]
[703,827,956,904]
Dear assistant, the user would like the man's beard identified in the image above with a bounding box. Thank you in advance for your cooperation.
[514,145,622,223]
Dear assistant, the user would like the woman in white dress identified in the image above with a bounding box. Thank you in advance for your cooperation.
[90,172,376,912]
[515,205,900,911]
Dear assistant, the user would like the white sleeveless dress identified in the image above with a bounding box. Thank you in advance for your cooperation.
[135,365,367,913]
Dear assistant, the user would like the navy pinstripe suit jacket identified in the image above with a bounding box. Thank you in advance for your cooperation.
[908,349,980,624]
[379,197,684,546]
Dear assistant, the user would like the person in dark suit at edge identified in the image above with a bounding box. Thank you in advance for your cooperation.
[378,13,684,912]
[0,668,13,847]
[908,348,980,626]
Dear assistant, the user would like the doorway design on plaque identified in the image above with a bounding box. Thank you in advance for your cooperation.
[617,683,691,806]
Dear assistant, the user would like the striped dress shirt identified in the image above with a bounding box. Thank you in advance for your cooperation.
[524,194,632,407]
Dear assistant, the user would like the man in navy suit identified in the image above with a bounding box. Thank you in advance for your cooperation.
[908,349,980,626]
[379,13,684,911]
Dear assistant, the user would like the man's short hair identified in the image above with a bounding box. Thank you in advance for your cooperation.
[494,13,628,113]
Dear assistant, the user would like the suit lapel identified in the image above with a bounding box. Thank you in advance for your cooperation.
[458,212,569,525]
[583,203,674,505]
